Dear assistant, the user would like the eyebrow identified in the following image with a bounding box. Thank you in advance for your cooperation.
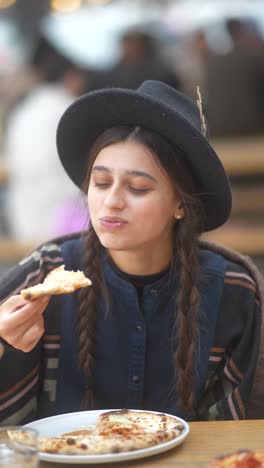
[92,165,157,182]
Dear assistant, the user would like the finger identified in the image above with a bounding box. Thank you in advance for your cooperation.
[20,336,43,353]
[8,311,44,341]
[7,296,50,327]
[0,297,49,342]
[21,316,45,348]
[11,316,45,352]
[0,294,28,312]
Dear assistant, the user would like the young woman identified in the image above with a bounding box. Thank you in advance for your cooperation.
[0,80,263,425]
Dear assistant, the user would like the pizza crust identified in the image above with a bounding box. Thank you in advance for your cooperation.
[38,430,178,455]
[20,265,91,300]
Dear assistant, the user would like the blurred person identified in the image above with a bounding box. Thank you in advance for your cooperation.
[0,37,44,154]
[0,35,66,116]
[0,80,263,424]
[94,30,182,91]
[204,17,264,137]
[226,17,264,52]
[4,44,89,243]
[176,29,209,100]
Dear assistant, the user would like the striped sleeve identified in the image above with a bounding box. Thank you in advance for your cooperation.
[0,242,64,425]
[0,242,64,303]
[197,261,261,420]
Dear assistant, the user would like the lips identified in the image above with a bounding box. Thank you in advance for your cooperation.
[99,216,128,229]
[100,216,127,223]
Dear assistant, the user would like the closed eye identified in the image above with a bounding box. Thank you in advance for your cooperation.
[94,182,111,188]
[128,187,151,194]
[94,182,150,194]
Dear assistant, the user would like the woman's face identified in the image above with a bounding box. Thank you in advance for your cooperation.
[88,140,184,254]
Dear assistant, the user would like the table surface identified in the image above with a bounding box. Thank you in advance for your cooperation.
[39,419,264,468]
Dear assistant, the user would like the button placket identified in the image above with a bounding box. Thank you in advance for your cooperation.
[127,316,146,407]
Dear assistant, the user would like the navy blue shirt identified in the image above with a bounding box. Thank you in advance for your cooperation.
[55,239,226,420]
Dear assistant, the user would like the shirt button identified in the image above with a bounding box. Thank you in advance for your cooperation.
[136,325,143,332]
[132,375,140,384]
[150,288,159,296]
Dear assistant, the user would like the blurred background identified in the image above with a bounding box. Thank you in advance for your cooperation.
[0,0,264,274]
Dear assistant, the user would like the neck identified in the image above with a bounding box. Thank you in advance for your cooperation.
[108,245,173,276]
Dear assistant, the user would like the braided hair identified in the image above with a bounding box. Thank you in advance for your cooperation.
[78,125,204,410]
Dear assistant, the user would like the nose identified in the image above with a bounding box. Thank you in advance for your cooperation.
[103,185,126,210]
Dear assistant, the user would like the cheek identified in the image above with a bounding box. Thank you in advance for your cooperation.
[87,188,92,206]
[87,188,98,220]
[134,196,174,225]
[87,185,99,206]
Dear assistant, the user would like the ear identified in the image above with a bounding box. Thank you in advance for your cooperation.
[174,202,185,220]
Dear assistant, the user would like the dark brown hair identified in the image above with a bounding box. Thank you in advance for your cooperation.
[78,125,205,411]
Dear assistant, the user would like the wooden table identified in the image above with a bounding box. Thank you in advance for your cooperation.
[39,420,264,468]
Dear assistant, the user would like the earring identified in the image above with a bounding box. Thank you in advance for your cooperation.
[176,215,181,220]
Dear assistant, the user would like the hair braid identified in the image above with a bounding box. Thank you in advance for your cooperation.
[78,225,102,410]
[173,206,200,410]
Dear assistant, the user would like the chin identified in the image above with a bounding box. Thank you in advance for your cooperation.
[98,235,132,251]
[101,241,129,251]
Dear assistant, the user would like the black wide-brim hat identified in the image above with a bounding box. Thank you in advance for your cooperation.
[56,80,232,231]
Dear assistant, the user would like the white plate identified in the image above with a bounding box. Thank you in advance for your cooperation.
[24,409,190,464]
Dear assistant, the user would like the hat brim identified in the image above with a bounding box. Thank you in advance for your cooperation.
[56,88,232,231]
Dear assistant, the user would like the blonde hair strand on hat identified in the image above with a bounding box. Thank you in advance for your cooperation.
[196,86,207,137]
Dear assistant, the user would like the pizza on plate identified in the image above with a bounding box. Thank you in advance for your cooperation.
[20,265,91,300]
[210,450,264,467]
[21,409,185,455]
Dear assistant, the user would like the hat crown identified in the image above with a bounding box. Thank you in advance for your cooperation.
[137,80,207,139]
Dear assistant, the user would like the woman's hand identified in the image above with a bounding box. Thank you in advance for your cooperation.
[0,295,50,352]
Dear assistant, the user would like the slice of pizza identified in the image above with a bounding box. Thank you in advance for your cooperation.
[38,429,179,455]
[20,265,92,300]
[95,409,184,437]
[210,450,264,467]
